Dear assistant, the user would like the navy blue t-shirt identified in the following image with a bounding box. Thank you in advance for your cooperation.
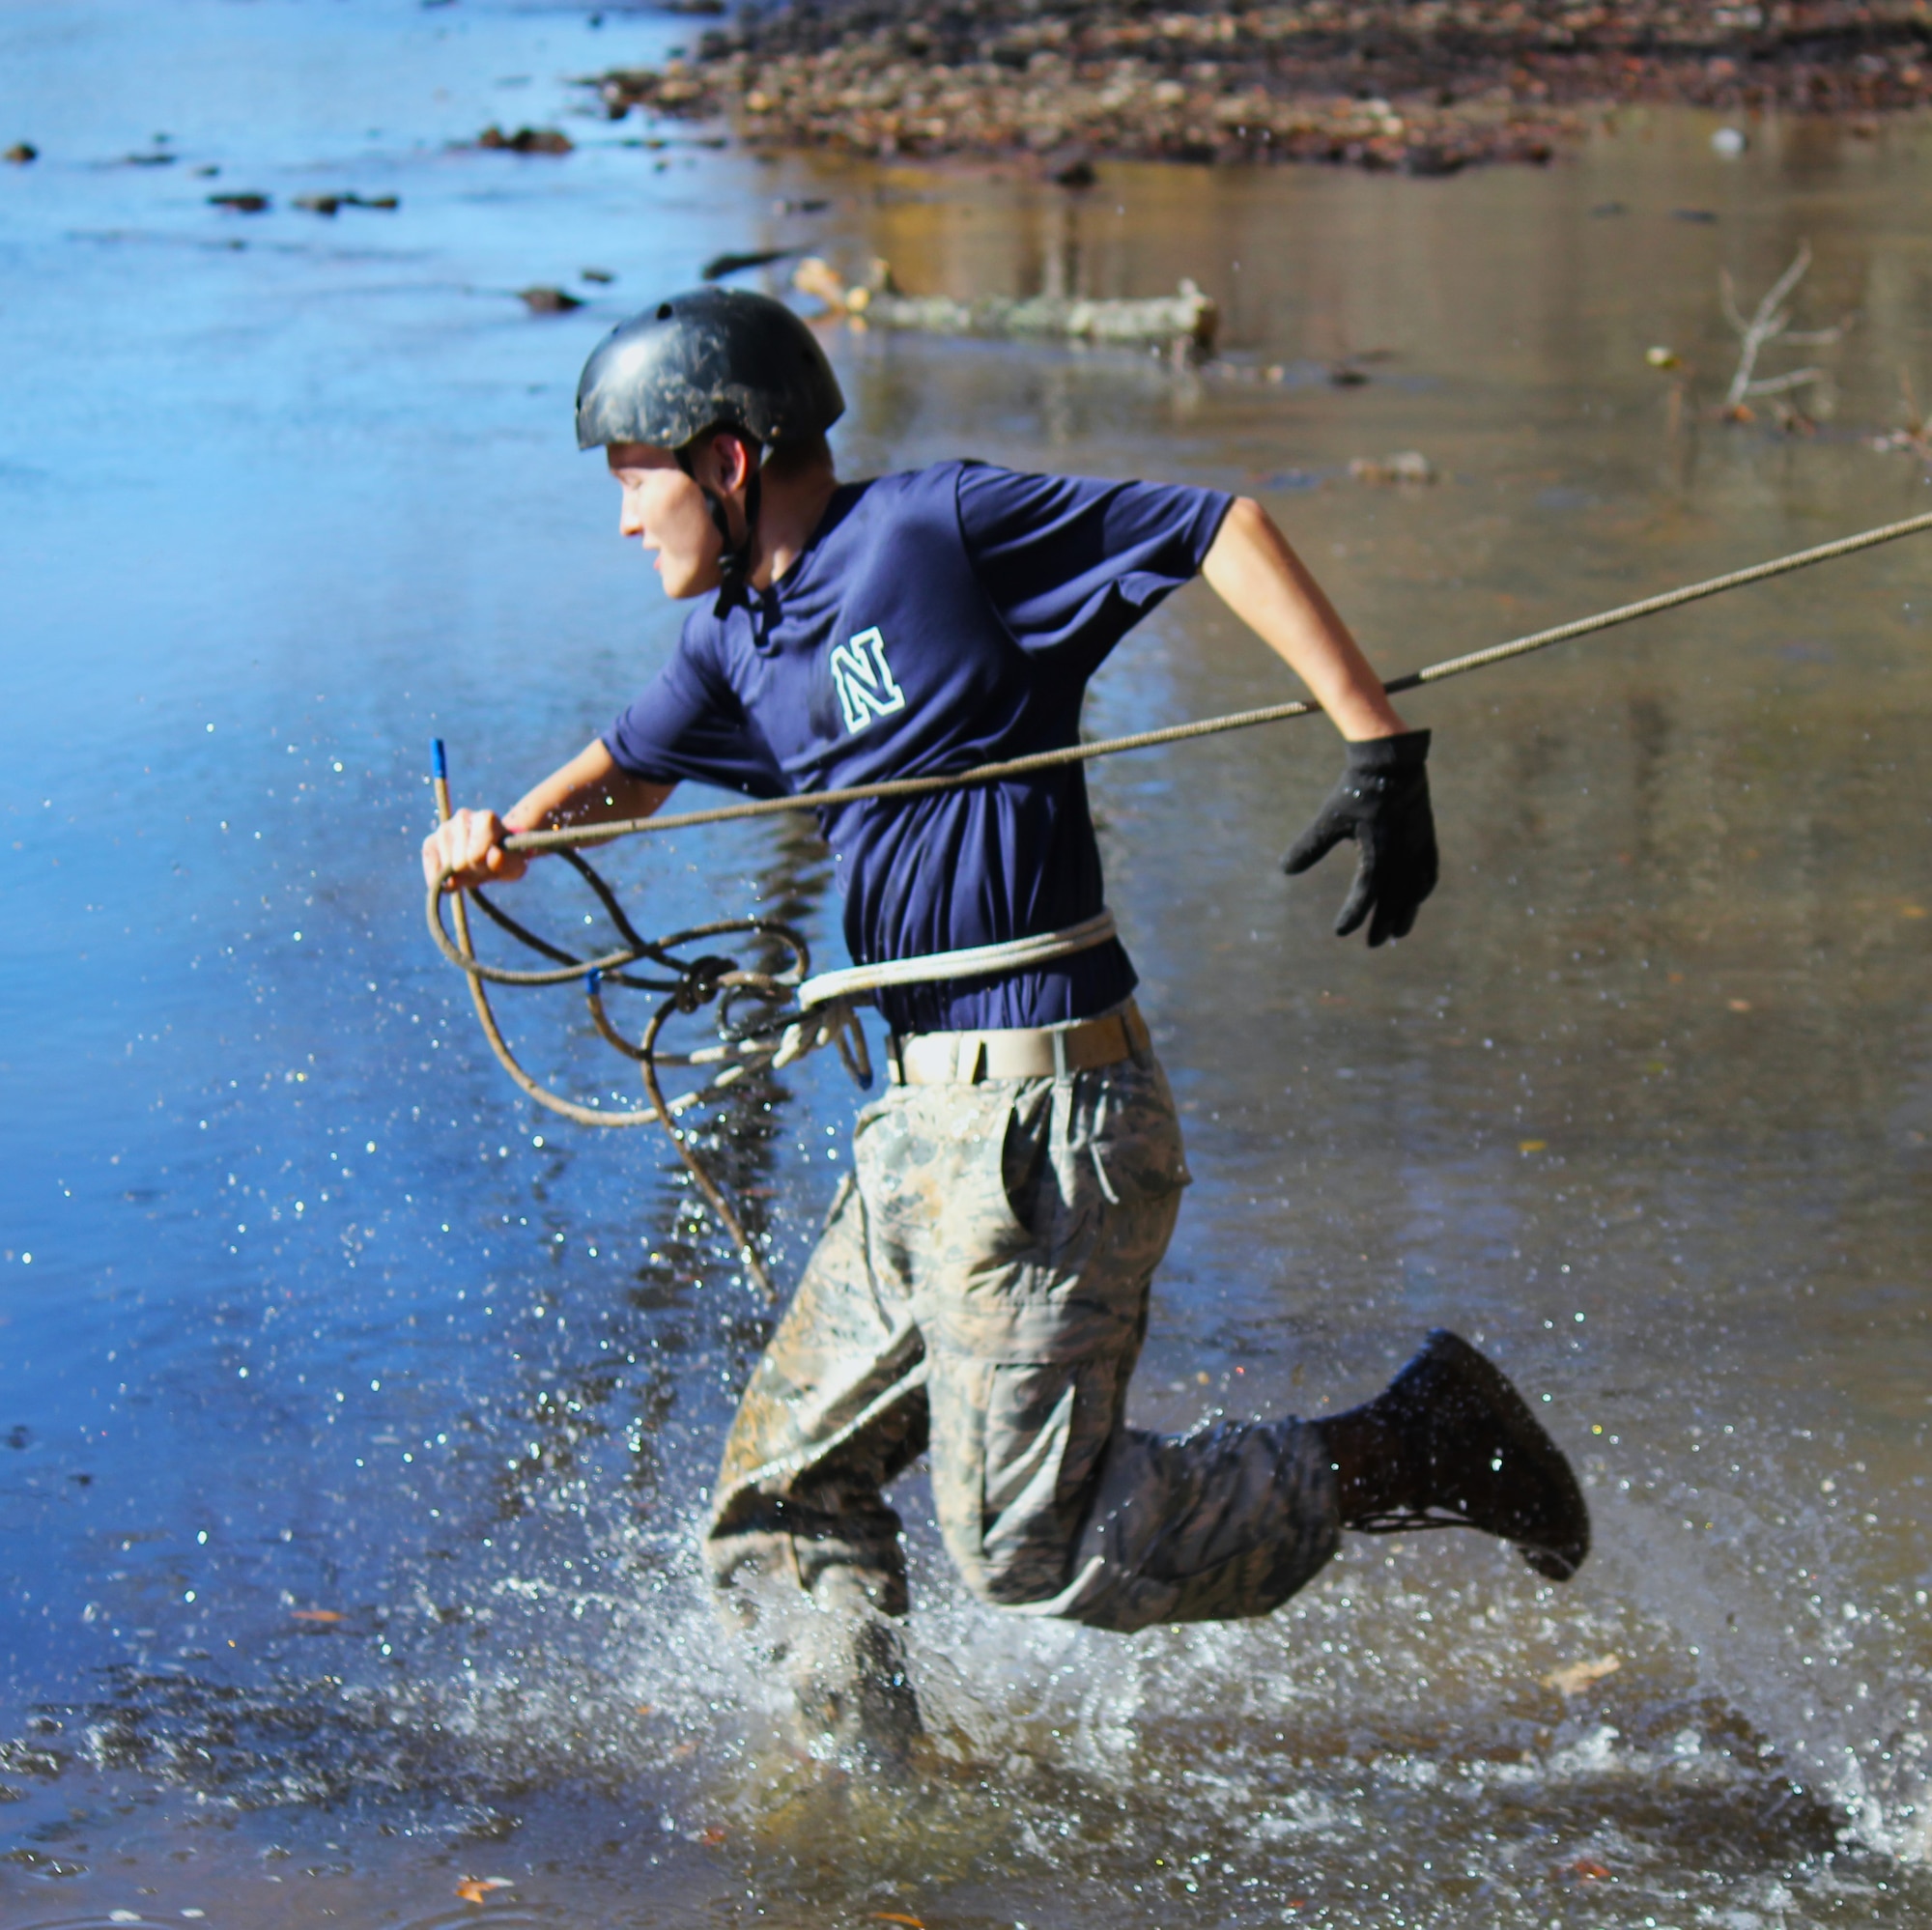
[603,460,1232,1035]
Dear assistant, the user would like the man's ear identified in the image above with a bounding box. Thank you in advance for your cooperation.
[706,430,756,497]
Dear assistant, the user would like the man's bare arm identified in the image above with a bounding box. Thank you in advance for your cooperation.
[1201,497,1409,741]
[419,739,673,891]
[1204,497,1439,944]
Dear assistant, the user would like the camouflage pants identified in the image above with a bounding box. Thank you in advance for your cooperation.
[704,1038,1339,1636]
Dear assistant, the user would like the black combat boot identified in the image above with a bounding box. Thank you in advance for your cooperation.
[786,1609,923,1765]
[784,1566,924,1766]
[1343,1329,1590,1581]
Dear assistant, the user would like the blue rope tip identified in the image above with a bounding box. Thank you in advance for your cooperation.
[430,738,448,781]
[585,968,602,993]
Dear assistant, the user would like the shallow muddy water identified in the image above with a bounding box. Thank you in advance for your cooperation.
[3,4,1931,1925]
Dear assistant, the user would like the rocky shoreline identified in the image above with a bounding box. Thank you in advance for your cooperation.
[593,0,1932,174]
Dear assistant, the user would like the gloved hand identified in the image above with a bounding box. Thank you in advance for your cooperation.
[1283,729,1438,946]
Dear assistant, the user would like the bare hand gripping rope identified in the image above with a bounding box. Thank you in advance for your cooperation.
[428,509,1932,1296]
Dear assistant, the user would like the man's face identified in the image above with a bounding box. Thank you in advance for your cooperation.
[606,441,722,600]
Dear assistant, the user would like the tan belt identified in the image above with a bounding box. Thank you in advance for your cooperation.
[888,1002,1151,1086]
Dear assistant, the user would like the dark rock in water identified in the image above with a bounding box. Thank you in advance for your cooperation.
[1672,207,1719,222]
[121,151,176,167]
[193,163,220,177]
[519,285,583,313]
[582,266,617,283]
[478,124,574,155]
[1591,200,1627,216]
[1402,143,1463,176]
[777,196,830,213]
[295,191,399,215]
[209,191,270,213]
[1048,151,1097,187]
[1328,363,1372,387]
[4,142,36,165]
[701,245,794,280]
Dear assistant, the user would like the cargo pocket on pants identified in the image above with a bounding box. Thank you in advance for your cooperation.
[976,1358,1115,1604]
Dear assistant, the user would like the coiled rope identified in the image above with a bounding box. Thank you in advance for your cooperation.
[428,507,1932,1297]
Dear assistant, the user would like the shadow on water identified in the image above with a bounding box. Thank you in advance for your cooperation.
[478,811,838,1524]
[3,0,1932,1922]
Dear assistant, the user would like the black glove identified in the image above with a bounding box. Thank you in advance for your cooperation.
[1283,729,1438,947]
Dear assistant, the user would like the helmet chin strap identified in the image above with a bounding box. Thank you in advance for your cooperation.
[678,433,762,617]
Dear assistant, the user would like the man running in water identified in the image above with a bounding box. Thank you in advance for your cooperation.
[422,289,1589,1755]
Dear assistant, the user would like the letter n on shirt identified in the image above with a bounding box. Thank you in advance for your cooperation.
[829,627,907,736]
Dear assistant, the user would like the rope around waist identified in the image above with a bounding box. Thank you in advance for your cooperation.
[795,909,1118,1009]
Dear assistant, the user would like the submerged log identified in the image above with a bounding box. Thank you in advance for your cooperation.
[793,257,1216,354]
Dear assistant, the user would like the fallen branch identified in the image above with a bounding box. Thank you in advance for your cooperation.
[794,256,1217,355]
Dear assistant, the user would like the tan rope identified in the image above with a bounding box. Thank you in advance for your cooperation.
[433,753,779,1300]
[497,507,1932,857]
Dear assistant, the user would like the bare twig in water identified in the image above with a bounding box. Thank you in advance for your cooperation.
[1870,367,1932,463]
[1717,242,1851,427]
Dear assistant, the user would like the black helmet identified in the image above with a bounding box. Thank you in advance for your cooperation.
[575,286,844,453]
